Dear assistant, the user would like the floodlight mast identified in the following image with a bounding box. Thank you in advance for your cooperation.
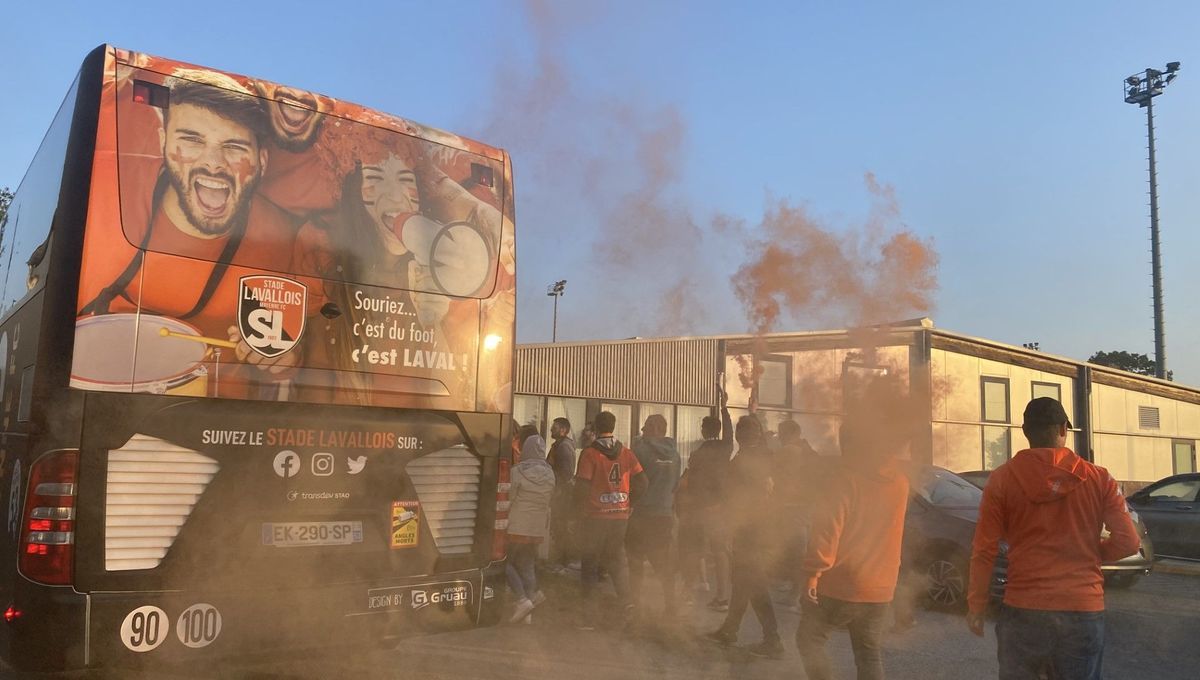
[1123,62,1180,380]
[546,280,567,342]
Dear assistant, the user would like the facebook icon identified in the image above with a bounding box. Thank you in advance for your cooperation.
[273,450,300,478]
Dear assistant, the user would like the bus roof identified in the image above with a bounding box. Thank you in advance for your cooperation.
[108,45,507,162]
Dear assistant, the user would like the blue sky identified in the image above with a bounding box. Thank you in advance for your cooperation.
[3,1,1200,383]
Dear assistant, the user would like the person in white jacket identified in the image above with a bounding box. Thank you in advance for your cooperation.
[507,435,556,622]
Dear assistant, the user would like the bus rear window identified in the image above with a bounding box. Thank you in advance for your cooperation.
[114,66,505,299]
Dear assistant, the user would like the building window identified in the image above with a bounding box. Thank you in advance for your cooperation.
[599,402,634,445]
[1031,381,1061,403]
[983,426,1011,471]
[981,377,1010,424]
[1138,406,1161,430]
[547,397,587,442]
[638,403,674,439]
[676,405,712,466]
[757,356,792,408]
[1174,440,1196,474]
[512,394,544,433]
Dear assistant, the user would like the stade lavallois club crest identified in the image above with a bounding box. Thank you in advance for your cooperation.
[237,275,307,358]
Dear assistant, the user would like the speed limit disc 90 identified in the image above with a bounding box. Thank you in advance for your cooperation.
[120,605,168,653]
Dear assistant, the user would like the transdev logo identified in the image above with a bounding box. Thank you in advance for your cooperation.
[238,275,307,358]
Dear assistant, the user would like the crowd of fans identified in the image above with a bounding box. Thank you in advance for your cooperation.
[502,391,1137,680]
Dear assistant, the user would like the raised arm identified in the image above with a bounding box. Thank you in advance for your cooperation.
[720,386,733,444]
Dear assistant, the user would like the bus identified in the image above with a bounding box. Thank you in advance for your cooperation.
[0,45,516,673]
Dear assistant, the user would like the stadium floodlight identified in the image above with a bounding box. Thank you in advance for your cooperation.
[1123,62,1181,379]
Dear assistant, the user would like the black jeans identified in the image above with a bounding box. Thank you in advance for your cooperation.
[996,605,1104,680]
[718,542,778,642]
[796,597,889,680]
[549,491,575,566]
[579,517,631,610]
[626,514,677,612]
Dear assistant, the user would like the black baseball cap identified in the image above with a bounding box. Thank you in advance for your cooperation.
[1023,397,1072,429]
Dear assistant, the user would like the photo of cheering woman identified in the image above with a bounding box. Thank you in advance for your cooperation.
[293,138,476,405]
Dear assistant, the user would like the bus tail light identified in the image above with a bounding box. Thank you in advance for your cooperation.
[19,451,79,585]
[491,458,510,561]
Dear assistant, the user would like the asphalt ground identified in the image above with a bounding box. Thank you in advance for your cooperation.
[53,566,1195,680]
[1150,557,1200,577]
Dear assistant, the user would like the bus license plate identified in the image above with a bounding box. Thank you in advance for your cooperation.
[262,521,364,548]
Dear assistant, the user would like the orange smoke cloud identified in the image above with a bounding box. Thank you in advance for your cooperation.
[730,174,938,387]
[733,174,938,335]
[484,3,938,348]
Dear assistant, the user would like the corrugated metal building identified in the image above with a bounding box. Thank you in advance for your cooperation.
[513,319,1200,484]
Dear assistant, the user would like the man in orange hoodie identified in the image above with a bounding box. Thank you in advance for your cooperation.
[795,418,909,680]
[968,397,1139,680]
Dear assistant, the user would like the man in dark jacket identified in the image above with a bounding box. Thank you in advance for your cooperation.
[774,419,820,608]
[682,392,734,610]
[574,411,648,629]
[547,417,577,571]
[707,415,782,658]
[627,414,682,616]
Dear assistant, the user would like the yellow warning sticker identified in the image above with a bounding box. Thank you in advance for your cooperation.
[390,501,419,549]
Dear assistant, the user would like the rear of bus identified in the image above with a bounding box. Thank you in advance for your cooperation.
[2,46,516,673]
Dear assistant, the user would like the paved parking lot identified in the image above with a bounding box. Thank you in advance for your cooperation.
[186,569,1200,679]
[9,568,1193,679]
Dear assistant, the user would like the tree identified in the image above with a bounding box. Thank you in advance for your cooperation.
[0,186,12,229]
[1088,350,1173,381]
[0,186,12,257]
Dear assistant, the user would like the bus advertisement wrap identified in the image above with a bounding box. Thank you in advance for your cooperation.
[72,49,516,413]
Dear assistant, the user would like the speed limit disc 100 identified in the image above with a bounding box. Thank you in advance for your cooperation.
[176,603,223,649]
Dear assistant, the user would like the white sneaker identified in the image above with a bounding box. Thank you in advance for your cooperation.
[510,598,535,623]
[531,591,547,607]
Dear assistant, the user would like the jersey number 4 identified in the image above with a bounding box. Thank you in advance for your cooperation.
[608,463,621,486]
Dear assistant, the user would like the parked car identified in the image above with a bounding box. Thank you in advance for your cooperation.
[1127,473,1200,560]
[955,470,991,490]
[903,466,1154,611]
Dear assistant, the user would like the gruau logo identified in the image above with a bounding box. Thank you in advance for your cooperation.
[238,275,307,358]
[410,584,469,610]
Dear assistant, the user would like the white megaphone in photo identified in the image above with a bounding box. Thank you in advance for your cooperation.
[390,213,493,297]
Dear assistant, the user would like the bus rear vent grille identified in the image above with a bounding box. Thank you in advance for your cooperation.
[407,446,481,555]
[105,434,219,571]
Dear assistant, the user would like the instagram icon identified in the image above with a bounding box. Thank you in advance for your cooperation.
[311,453,334,476]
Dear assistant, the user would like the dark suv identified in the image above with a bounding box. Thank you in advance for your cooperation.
[1127,473,1200,559]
